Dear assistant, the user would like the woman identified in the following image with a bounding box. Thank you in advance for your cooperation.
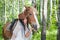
[11,18,32,40]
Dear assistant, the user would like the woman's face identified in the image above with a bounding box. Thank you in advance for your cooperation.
[23,18,27,25]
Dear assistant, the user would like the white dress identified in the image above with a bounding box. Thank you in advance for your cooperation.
[11,20,32,40]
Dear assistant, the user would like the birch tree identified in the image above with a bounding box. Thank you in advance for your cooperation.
[57,0,60,40]
[21,0,25,12]
[50,0,52,26]
[4,0,8,23]
[41,0,48,40]
[40,0,43,23]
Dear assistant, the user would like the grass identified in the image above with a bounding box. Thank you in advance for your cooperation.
[31,29,57,40]
[46,30,57,40]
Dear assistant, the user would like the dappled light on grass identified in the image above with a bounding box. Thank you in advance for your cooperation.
[46,30,57,40]
[31,29,57,40]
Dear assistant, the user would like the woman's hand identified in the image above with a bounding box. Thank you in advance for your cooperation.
[25,31,30,38]
[25,27,32,38]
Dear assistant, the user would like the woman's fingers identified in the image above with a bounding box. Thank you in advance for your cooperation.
[25,31,30,38]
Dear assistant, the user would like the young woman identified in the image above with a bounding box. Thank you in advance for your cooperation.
[11,18,32,40]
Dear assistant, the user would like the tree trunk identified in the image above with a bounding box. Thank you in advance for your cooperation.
[50,0,52,24]
[22,0,25,11]
[57,0,60,40]
[41,0,48,40]
[50,0,52,25]
[40,0,43,22]
[5,0,7,23]
[41,12,46,40]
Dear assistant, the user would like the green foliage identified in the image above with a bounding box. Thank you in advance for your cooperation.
[0,0,59,40]
[46,30,57,40]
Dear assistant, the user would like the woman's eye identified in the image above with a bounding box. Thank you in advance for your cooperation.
[29,14,32,15]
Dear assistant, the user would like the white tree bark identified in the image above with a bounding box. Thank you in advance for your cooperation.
[18,0,19,14]
[44,0,48,20]
[41,0,48,40]
[22,0,25,12]
[40,0,43,22]
[22,0,25,6]
[12,0,14,19]
[5,0,7,23]
[50,0,52,25]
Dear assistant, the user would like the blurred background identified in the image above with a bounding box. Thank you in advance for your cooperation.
[0,0,59,40]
